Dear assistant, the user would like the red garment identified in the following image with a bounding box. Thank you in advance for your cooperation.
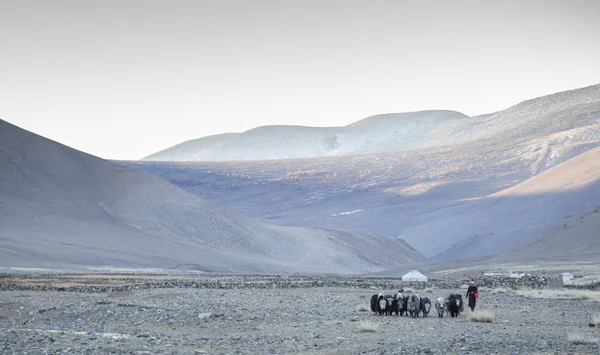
[466,285,478,309]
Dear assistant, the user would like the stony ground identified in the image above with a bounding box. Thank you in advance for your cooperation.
[1,282,600,354]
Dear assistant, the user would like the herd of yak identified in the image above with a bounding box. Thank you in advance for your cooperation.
[370,290,464,318]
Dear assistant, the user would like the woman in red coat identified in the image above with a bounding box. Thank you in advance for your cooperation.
[466,281,478,312]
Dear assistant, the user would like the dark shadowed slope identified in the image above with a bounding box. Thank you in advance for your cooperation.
[495,208,600,261]
[0,119,426,273]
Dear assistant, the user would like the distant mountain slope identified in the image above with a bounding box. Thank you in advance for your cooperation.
[147,133,239,161]
[144,83,600,162]
[0,119,426,273]
[189,125,342,161]
[494,208,600,261]
[143,110,470,161]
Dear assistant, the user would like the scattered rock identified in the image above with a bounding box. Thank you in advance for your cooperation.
[198,313,213,320]
[0,274,582,354]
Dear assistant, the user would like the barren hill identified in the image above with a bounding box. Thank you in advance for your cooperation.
[145,84,600,162]
[0,119,426,273]
[143,110,469,161]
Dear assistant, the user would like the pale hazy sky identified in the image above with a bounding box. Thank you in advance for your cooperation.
[1,0,600,160]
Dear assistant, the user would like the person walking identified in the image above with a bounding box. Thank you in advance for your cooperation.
[466,281,478,312]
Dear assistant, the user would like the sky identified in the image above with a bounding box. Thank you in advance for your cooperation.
[1,0,600,160]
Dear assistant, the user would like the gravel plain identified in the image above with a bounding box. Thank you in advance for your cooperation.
[1,277,600,355]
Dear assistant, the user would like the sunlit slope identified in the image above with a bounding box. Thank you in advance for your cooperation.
[433,146,600,260]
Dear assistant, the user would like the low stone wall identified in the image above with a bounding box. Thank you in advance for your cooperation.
[400,275,562,291]
[0,273,564,293]
[564,281,600,291]
[464,275,563,290]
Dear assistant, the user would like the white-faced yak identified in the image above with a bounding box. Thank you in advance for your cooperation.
[420,296,432,317]
[382,294,395,315]
[377,293,386,315]
[434,297,446,318]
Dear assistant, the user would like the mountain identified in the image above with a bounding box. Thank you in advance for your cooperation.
[129,83,600,261]
[143,110,470,161]
[144,84,600,162]
[0,119,427,273]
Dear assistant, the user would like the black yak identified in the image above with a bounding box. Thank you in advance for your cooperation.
[420,296,432,317]
[446,294,464,318]
[407,293,421,318]
[370,294,379,314]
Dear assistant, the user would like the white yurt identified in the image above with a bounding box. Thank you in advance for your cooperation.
[402,270,428,282]
[562,272,574,282]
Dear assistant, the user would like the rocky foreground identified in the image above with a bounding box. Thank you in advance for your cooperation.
[1,277,600,354]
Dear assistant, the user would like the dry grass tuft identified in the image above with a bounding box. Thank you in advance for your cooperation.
[592,314,600,327]
[356,320,378,333]
[517,289,600,302]
[358,306,369,312]
[565,275,600,286]
[467,310,495,323]
[567,333,599,345]
[491,288,510,294]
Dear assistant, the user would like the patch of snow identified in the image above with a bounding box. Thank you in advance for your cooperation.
[330,209,365,217]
